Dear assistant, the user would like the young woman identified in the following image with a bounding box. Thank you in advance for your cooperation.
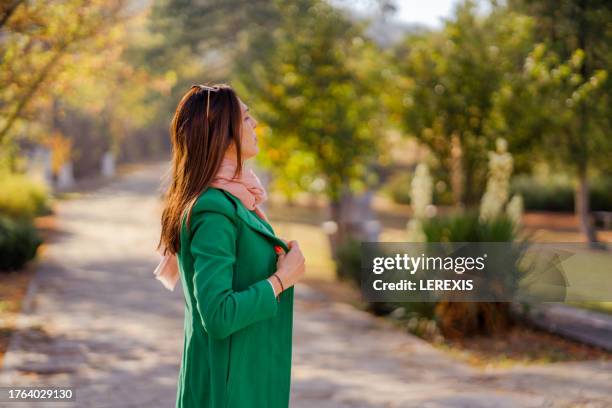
[156,84,305,408]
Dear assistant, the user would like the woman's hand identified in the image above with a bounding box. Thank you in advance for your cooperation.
[271,240,305,292]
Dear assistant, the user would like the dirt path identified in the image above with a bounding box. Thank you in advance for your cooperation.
[0,162,610,407]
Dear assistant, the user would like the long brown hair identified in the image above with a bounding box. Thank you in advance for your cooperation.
[157,84,243,256]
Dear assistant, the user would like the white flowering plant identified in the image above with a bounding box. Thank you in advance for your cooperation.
[479,138,523,227]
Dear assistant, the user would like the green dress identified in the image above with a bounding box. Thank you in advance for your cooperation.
[175,187,293,408]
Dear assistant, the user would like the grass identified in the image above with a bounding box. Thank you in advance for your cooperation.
[570,301,612,315]
[267,200,336,282]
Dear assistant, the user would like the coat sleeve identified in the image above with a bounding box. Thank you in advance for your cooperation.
[190,210,278,340]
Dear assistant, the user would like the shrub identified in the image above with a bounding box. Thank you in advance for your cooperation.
[511,174,612,212]
[0,174,52,219]
[422,210,517,242]
[0,215,42,272]
[335,237,361,283]
[334,205,528,338]
[591,178,612,211]
[385,173,412,205]
[335,237,397,315]
[407,211,522,338]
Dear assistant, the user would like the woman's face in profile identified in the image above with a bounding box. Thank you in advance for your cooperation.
[238,99,259,159]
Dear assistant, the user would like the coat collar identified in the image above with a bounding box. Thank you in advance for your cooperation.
[220,190,290,253]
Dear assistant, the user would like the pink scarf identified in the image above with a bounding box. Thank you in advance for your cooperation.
[154,156,268,291]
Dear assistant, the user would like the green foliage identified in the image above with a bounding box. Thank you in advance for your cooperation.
[335,237,361,283]
[393,1,535,203]
[591,179,612,212]
[335,238,439,318]
[510,1,612,76]
[403,211,522,338]
[0,215,42,272]
[335,237,398,315]
[487,44,611,174]
[148,0,280,58]
[339,209,524,337]
[511,174,612,212]
[143,0,280,138]
[233,0,387,202]
[495,1,611,243]
[0,174,51,219]
[384,173,412,204]
[0,0,178,175]
[421,210,518,243]
[1,0,138,143]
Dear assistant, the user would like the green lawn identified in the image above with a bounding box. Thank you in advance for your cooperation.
[570,302,612,315]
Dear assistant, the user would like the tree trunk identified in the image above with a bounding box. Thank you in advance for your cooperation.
[327,189,380,259]
[575,163,598,244]
[450,133,464,208]
[572,0,599,247]
[328,197,344,260]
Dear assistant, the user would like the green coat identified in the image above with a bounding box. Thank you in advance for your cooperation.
[175,187,293,408]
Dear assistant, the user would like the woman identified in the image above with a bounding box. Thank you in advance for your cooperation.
[156,84,305,408]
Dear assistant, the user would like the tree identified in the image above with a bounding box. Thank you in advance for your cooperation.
[393,1,534,205]
[145,0,285,84]
[0,0,179,176]
[233,0,387,244]
[138,0,290,150]
[0,0,128,147]
[505,0,612,243]
[488,45,609,244]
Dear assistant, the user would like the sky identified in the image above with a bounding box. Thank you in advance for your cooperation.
[332,0,481,28]
[393,0,460,27]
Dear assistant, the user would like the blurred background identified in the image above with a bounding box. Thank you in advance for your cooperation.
[1,0,611,406]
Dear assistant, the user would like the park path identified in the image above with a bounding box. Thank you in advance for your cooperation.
[1,162,611,407]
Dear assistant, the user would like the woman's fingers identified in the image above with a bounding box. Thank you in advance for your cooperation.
[274,239,306,288]
[276,252,285,269]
